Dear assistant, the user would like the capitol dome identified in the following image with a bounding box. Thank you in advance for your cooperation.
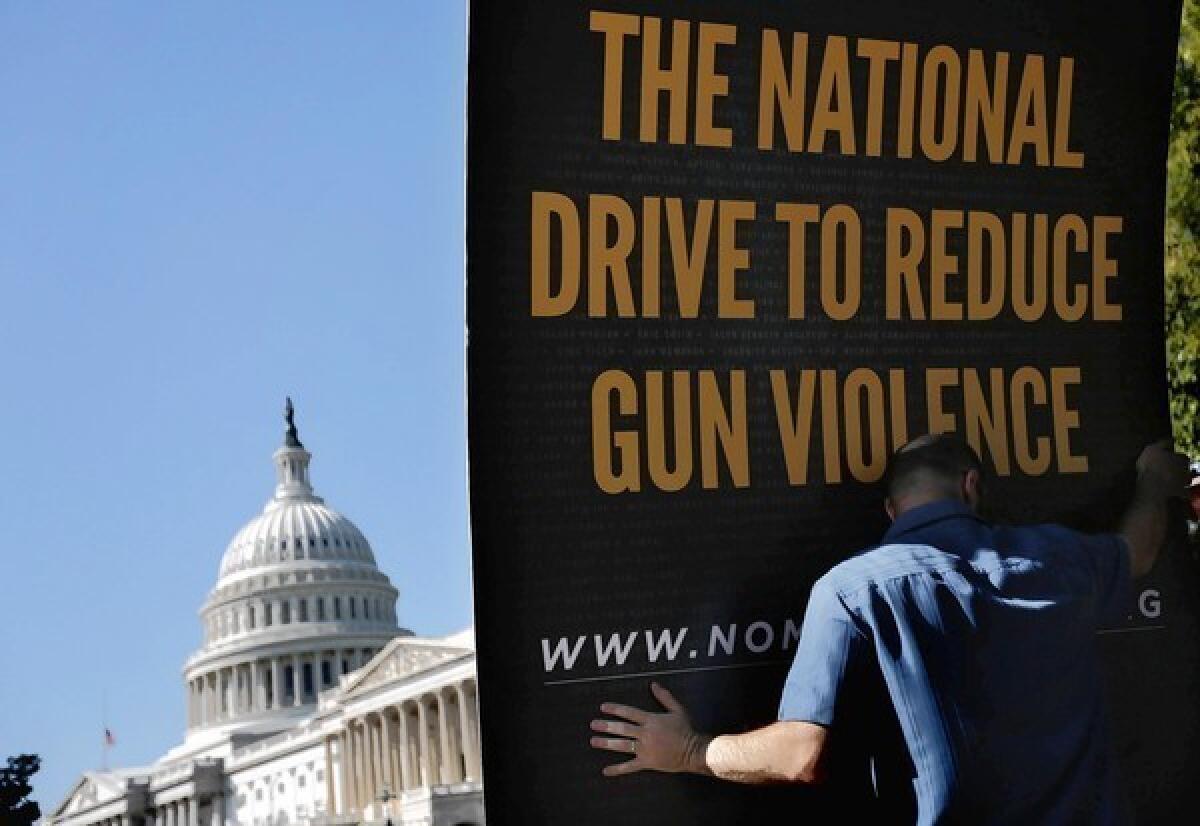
[182,400,408,734]
[217,490,377,583]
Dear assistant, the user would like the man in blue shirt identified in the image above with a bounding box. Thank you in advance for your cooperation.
[590,435,1192,824]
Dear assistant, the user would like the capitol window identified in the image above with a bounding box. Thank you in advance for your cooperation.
[264,602,274,626]
[281,601,291,624]
[334,597,342,620]
[299,599,309,622]
[349,599,356,619]
[317,598,326,621]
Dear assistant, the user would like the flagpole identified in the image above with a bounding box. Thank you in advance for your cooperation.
[101,689,108,771]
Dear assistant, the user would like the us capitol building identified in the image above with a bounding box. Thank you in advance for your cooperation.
[46,403,484,826]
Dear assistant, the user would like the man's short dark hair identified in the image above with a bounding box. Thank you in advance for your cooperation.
[884,433,984,501]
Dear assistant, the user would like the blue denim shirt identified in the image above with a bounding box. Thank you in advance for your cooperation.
[779,500,1132,825]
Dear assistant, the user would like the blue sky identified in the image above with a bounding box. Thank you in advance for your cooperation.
[0,2,469,810]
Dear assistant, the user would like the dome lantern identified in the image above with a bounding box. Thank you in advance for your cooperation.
[270,400,319,507]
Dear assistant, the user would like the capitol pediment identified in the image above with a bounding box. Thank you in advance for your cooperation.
[50,772,129,818]
[344,638,471,696]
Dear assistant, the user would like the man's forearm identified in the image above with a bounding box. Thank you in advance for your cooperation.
[1120,485,1168,578]
[1120,442,1191,577]
[688,721,828,785]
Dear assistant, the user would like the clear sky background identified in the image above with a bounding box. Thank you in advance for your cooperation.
[0,2,469,811]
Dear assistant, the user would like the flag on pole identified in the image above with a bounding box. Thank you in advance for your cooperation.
[104,728,115,747]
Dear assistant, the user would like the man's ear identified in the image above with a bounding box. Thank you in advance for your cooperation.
[962,469,982,510]
[884,498,896,521]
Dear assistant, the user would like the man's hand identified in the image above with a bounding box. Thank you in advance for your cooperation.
[1136,440,1192,500]
[1121,440,1193,577]
[590,682,711,776]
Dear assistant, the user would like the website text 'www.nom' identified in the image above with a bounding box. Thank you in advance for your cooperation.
[540,620,802,675]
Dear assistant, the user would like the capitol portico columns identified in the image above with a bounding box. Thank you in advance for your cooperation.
[416,697,432,786]
[456,681,479,780]
[379,712,392,795]
[398,704,413,790]
[339,729,355,813]
[324,736,338,816]
[362,716,375,804]
[355,719,368,811]
[360,715,372,803]
[344,723,356,812]
[436,690,453,783]
[368,715,381,802]
[369,715,380,802]
[381,709,397,793]
[363,717,375,805]
[350,719,362,810]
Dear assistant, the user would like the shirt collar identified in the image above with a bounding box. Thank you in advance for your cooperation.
[883,499,981,544]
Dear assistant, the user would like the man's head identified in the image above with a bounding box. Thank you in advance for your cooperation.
[883,433,985,521]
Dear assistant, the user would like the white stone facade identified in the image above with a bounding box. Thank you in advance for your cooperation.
[45,408,484,826]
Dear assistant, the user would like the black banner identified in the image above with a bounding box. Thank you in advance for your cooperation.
[467,2,1192,822]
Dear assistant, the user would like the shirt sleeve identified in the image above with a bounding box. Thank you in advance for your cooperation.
[778,577,869,726]
[1072,531,1133,627]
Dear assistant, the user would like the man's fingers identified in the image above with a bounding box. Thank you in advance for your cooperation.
[590,736,637,754]
[602,757,644,777]
[591,719,638,738]
[650,680,684,713]
[599,702,650,724]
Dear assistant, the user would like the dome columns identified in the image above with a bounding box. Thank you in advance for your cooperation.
[185,646,387,730]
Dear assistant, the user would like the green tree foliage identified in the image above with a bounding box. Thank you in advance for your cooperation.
[1168,0,1200,457]
[0,754,41,826]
